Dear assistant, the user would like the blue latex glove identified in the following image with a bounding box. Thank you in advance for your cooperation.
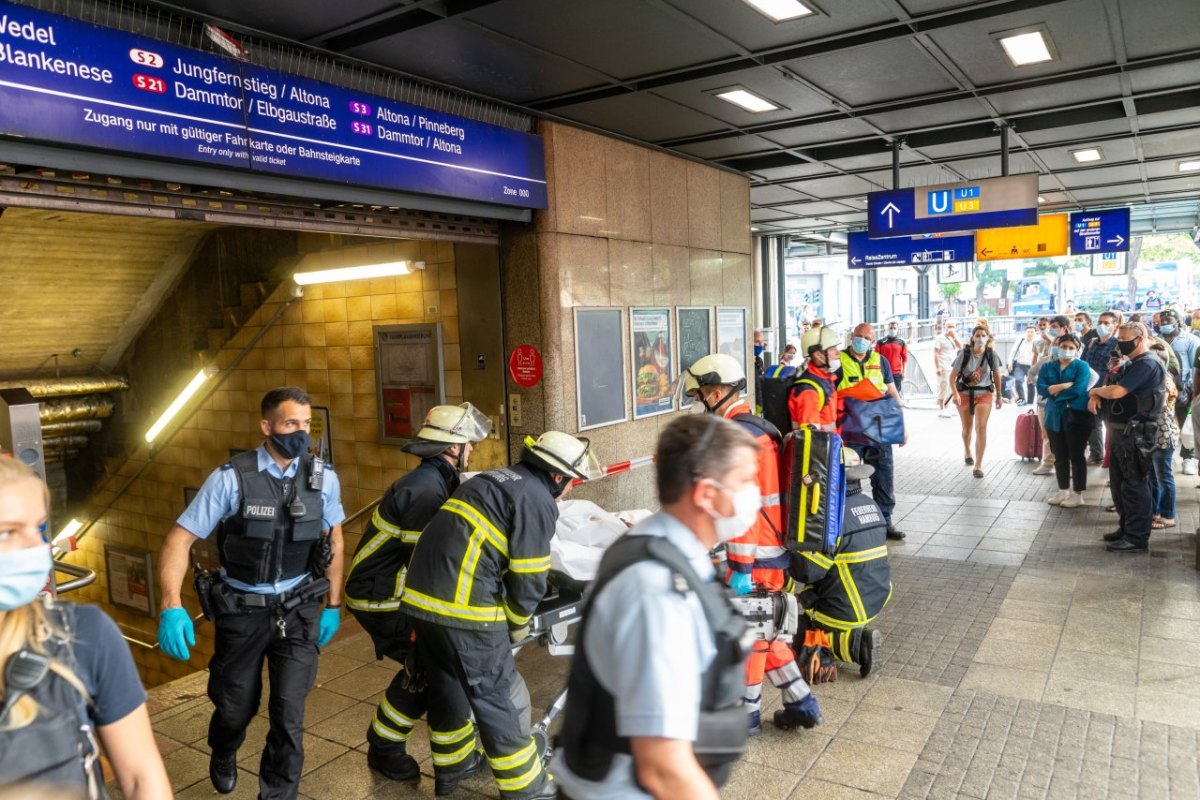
[317,607,341,647]
[728,571,753,596]
[158,607,195,661]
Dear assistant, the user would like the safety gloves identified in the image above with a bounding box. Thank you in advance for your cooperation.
[728,571,754,596]
[317,606,341,647]
[158,606,195,660]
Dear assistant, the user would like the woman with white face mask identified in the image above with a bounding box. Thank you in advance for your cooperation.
[950,325,1003,477]
[0,458,169,798]
[1037,334,1095,508]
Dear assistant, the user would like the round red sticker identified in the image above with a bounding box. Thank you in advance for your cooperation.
[509,345,543,388]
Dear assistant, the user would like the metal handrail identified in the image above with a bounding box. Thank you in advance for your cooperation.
[119,612,205,650]
[53,561,96,595]
[342,496,383,530]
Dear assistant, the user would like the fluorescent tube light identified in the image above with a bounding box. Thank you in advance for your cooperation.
[1179,160,1200,173]
[52,518,84,545]
[998,30,1053,66]
[293,260,414,286]
[1071,148,1103,163]
[145,367,216,443]
[715,88,780,113]
[742,0,815,22]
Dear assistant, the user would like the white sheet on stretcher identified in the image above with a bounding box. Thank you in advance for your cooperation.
[551,500,652,582]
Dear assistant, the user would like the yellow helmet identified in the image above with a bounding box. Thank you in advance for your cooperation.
[801,325,840,356]
[522,431,603,480]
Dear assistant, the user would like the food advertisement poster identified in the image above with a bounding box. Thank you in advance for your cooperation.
[631,307,674,419]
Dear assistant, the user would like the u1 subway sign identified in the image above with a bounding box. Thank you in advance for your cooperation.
[867,174,1039,239]
[1068,207,1130,254]
[0,0,547,209]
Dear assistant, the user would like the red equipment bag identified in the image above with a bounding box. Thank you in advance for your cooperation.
[1015,409,1042,460]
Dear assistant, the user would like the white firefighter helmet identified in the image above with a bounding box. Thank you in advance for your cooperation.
[678,353,746,399]
[801,325,840,356]
[414,402,492,444]
[524,431,604,480]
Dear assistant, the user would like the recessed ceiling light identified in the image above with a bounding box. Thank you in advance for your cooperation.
[714,87,781,113]
[1071,147,1103,163]
[1179,160,1200,173]
[1038,196,1046,204]
[742,0,815,22]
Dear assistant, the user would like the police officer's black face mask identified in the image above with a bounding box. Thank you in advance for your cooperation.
[269,429,311,460]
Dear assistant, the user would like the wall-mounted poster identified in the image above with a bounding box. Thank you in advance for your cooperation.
[105,546,156,617]
[375,324,445,444]
[574,308,627,431]
[631,307,674,419]
[716,307,748,396]
[308,405,334,465]
[677,307,713,408]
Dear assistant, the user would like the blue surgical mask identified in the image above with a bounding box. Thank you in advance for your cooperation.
[851,337,871,354]
[1096,324,1111,337]
[1160,325,1176,336]
[1060,349,1078,360]
[0,544,52,611]
[1048,328,1062,339]
[1073,322,1084,333]
[1050,346,1060,359]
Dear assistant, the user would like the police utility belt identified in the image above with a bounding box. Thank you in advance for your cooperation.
[194,566,329,639]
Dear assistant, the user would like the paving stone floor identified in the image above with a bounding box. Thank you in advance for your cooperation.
[134,405,1200,799]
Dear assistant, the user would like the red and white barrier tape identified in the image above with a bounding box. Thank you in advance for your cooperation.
[570,454,656,487]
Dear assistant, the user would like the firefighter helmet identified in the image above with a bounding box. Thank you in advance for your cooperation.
[401,403,491,457]
[801,325,840,356]
[679,353,747,396]
[523,431,604,480]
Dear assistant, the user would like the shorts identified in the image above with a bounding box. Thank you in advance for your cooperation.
[957,390,994,411]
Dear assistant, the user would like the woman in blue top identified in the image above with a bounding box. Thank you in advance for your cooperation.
[1038,334,1094,508]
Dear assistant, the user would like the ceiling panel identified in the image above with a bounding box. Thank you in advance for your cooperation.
[1056,165,1145,188]
[823,151,915,171]
[1149,175,1200,194]
[1144,160,1196,179]
[763,117,881,148]
[786,173,881,198]
[747,162,832,181]
[1070,183,1146,202]
[1136,108,1200,130]
[166,0,398,42]
[916,138,1013,160]
[776,201,863,216]
[1128,63,1200,93]
[1139,130,1200,160]
[751,185,814,205]
[466,0,737,80]
[346,22,605,103]
[1036,138,1140,170]
[987,75,1123,116]
[895,0,997,14]
[787,39,959,106]
[1020,119,1130,145]
[673,135,779,160]
[863,98,990,134]
[751,208,795,222]
[653,68,840,125]
[1118,0,1200,59]
[942,154,1040,178]
[560,94,725,141]
[675,0,900,53]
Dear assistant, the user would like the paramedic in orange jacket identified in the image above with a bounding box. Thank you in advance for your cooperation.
[790,326,842,431]
[680,353,823,735]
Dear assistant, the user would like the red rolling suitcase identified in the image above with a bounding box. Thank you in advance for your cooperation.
[1015,409,1042,460]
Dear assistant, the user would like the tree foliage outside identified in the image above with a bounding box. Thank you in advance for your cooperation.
[938,282,962,301]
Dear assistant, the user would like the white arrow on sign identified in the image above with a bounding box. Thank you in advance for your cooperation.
[850,256,861,265]
[1108,235,1125,247]
[880,202,900,229]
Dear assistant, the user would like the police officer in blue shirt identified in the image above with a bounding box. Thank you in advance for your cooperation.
[156,387,345,799]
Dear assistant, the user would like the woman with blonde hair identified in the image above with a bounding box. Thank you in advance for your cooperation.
[0,457,170,798]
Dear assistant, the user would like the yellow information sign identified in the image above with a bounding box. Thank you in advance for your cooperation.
[975,214,1068,261]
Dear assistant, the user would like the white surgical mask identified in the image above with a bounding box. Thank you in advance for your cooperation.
[1060,349,1078,360]
[709,481,762,543]
[974,336,987,347]
[0,544,52,611]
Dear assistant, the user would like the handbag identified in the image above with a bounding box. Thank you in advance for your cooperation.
[840,395,906,446]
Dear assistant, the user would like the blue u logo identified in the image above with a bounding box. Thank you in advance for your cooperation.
[927,190,951,215]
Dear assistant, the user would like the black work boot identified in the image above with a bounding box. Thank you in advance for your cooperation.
[506,774,557,800]
[773,694,823,730]
[1102,530,1123,542]
[886,525,906,541]
[367,743,420,782]
[435,749,487,796]
[859,627,882,678]
[209,751,237,794]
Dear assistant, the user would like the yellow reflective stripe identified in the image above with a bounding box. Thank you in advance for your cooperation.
[345,594,403,612]
[444,499,509,555]
[488,741,537,771]
[372,718,410,742]
[381,699,418,729]
[455,527,486,605]
[504,604,532,626]
[802,551,833,570]
[837,632,854,663]
[795,431,811,544]
[837,563,868,623]
[349,530,391,572]
[807,609,856,631]
[495,762,544,791]
[429,720,475,744]
[371,508,405,537]
[836,545,890,565]
[509,555,551,574]
[795,379,825,409]
[401,589,505,623]
[432,740,478,766]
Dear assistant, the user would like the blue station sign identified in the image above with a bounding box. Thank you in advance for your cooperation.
[1069,208,1130,254]
[847,231,976,269]
[0,1,547,208]
[867,174,1038,238]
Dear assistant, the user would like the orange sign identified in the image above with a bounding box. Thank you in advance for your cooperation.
[976,214,1068,261]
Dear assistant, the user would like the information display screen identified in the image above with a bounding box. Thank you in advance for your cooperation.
[0,1,547,208]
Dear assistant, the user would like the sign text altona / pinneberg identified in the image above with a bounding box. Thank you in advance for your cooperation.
[867,174,1038,238]
[1069,207,1130,254]
[0,0,547,208]
[846,231,976,269]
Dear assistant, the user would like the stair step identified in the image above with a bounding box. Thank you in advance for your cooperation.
[239,280,268,309]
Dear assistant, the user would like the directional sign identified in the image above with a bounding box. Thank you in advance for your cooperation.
[1069,208,1131,254]
[1091,252,1128,276]
[867,174,1038,238]
[937,263,972,284]
[847,232,975,269]
[976,214,1068,261]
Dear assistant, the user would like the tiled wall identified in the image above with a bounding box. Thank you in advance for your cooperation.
[503,120,754,513]
[65,237,463,687]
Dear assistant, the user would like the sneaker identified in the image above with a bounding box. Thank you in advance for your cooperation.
[938,411,952,418]
[1046,489,1069,506]
[1059,492,1085,508]
[1032,464,1054,475]
[1184,459,1198,475]
[435,750,487,796]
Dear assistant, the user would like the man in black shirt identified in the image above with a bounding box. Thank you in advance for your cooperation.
[1088,322,1166,553]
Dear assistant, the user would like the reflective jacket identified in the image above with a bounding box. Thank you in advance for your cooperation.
[790,481,892,637]
[788,366,837,431]
[345,458,458,613]
[401,462,559,630]
[838,350,888,398]
[218,450,324,586]
[722,402,788,589]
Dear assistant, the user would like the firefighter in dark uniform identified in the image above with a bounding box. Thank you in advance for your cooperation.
[344,403,492,781]
[400,431,601,799]
[790,450,891,680]
[157,387,345,800]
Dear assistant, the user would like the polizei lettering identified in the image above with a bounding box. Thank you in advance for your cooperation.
[244,505,276,518]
